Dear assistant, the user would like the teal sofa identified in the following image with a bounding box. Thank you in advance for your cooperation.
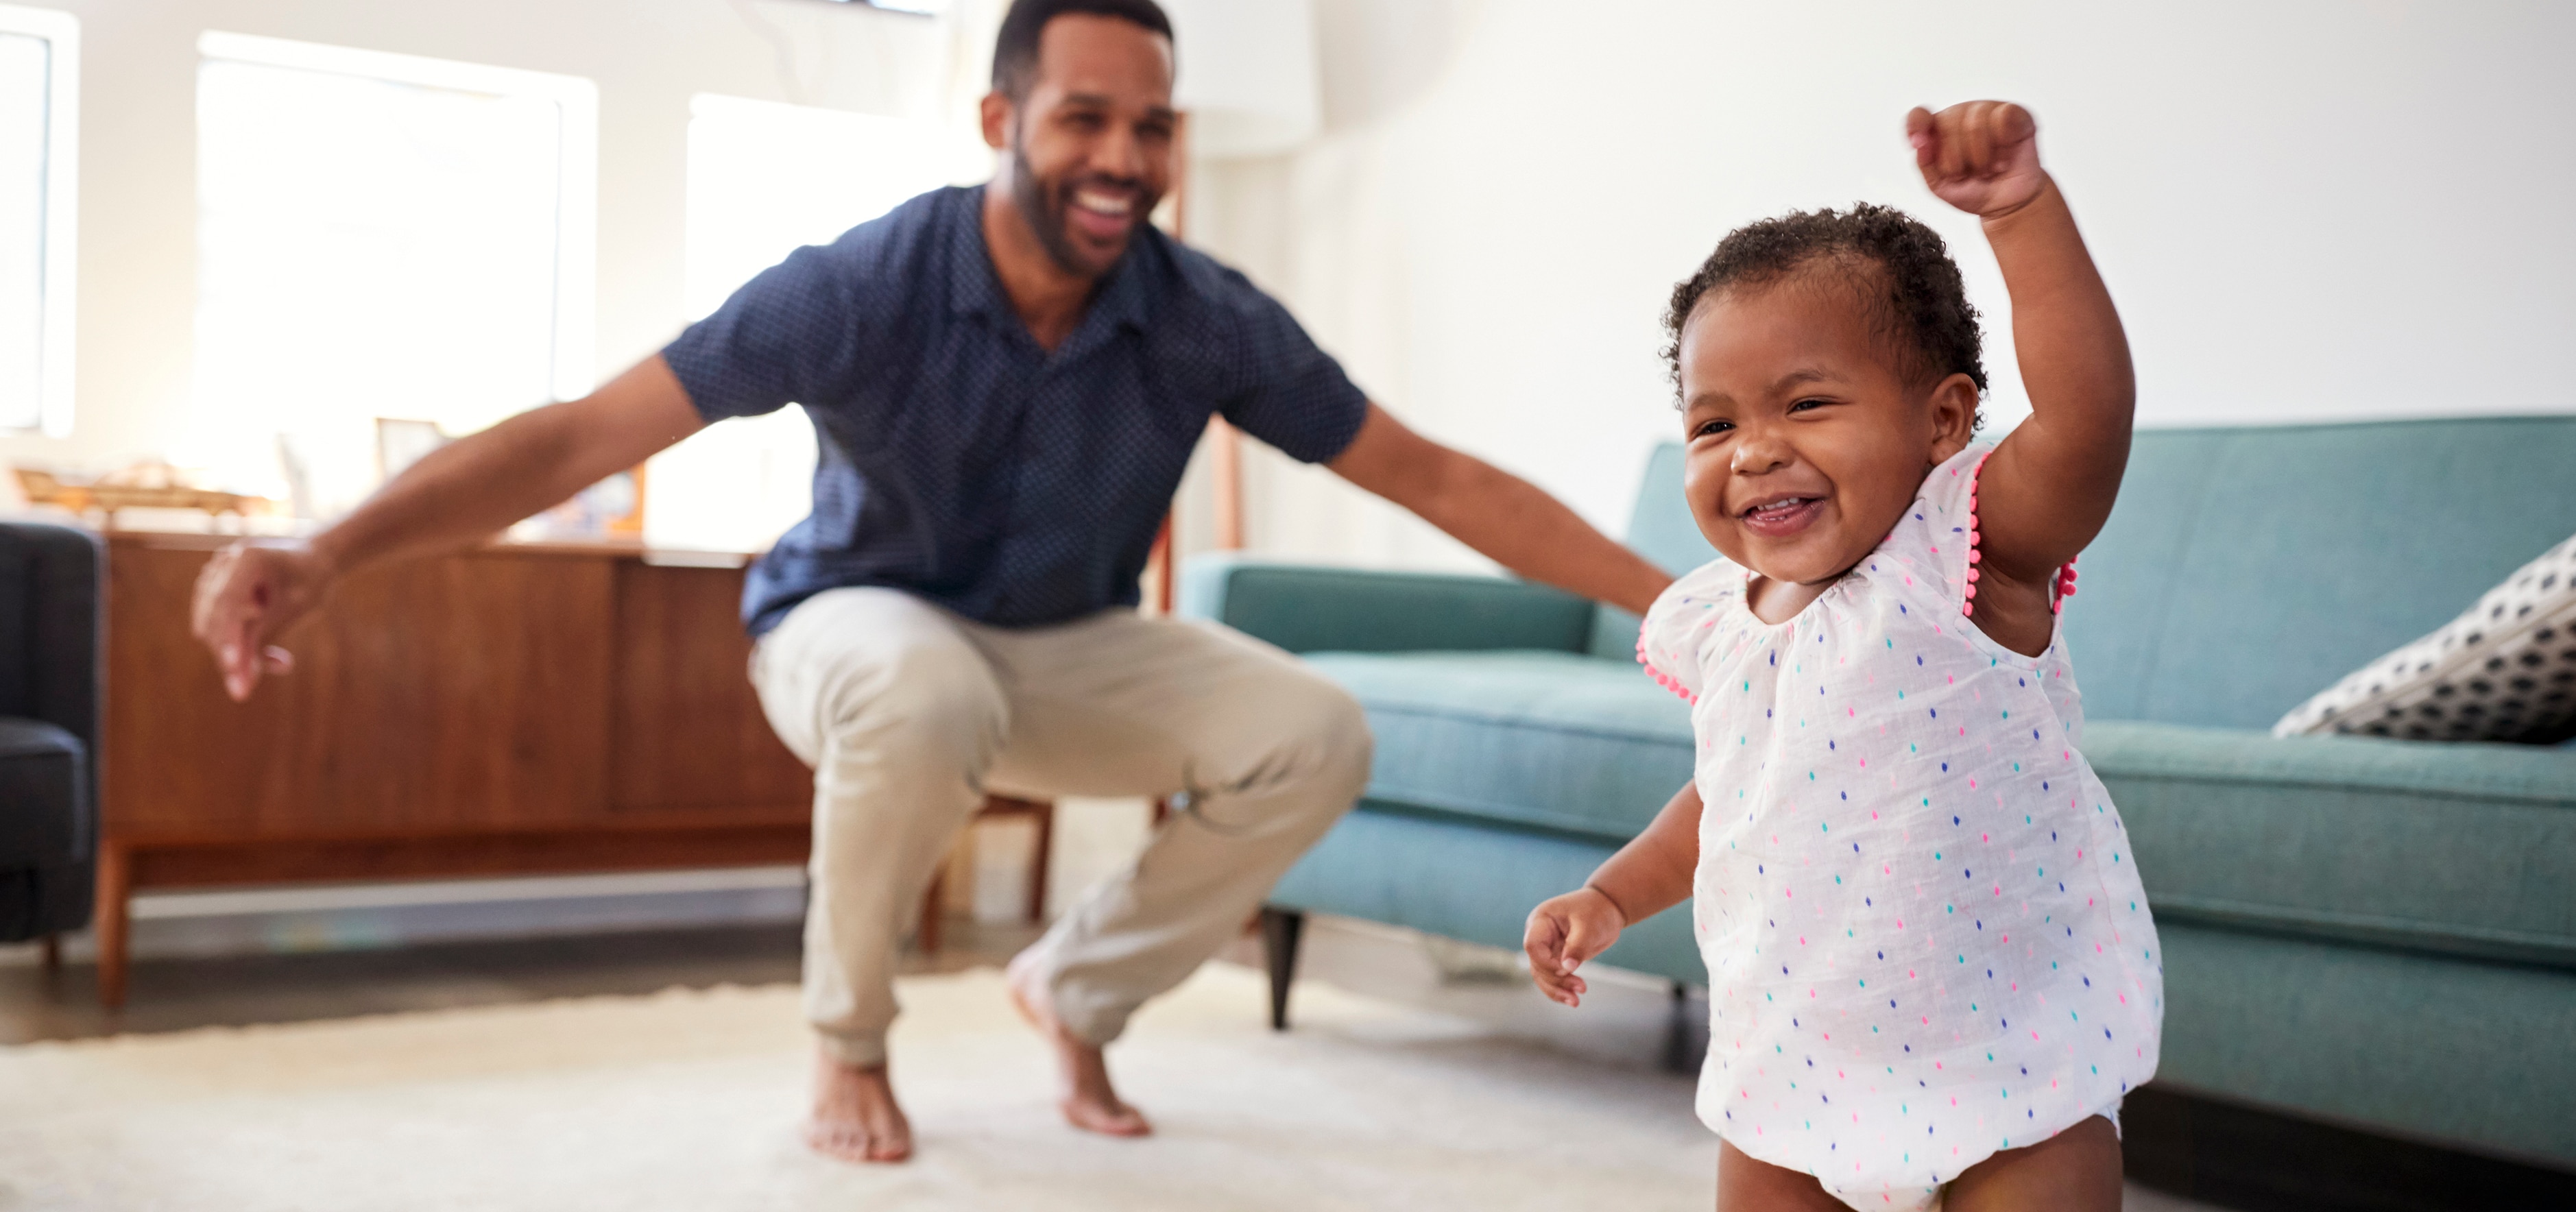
[1182,416,2576,1169]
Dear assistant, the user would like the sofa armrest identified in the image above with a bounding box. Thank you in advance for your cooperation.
[1178,554,1598,655]
[0,720,84,869]
[0,523,101,762]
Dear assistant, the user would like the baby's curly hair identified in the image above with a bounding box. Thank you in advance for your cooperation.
[1661,203,1986,407]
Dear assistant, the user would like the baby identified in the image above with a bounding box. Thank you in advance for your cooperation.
[1524,102,2159,1212]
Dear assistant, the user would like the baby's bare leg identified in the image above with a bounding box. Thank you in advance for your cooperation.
[1717,1139,1849,1212]
[1943,1114,2123,1212]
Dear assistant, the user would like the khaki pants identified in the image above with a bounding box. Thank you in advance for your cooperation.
[749,587,1371,1066]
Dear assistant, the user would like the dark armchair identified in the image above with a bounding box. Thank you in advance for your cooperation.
[0,521,101,957]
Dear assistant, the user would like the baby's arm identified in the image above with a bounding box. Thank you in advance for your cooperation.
[1524,780,1702,1007]
[1908,102,2136,625]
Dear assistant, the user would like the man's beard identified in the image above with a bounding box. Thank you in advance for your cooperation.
[1010,143,1156,280]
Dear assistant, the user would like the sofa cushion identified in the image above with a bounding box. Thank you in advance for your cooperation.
[2272,530,2576,743]
[2088,720,2576,969]
[1302,650,1691,843]
[0,717,82,867]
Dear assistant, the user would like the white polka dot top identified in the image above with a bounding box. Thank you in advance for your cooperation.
[1638,444,2163,1206]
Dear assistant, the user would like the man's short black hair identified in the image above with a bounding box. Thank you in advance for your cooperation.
[991,0,1175,101]
[1662,202,1987,400]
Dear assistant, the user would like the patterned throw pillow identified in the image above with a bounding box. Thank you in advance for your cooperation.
[2274,533,2576,744]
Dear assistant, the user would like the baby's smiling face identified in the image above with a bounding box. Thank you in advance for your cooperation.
[1677,271,1979,590]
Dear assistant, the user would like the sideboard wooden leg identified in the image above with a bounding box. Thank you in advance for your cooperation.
[1026,801,1054,924]
[95,843,131,1010]
[917,869,945,956]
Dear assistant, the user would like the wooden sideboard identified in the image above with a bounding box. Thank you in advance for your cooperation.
[97,532,816,1005]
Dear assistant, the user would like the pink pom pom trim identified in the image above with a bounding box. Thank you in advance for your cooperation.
[1963,452,1995,618]
[1962,450,2078,619]
[1637,635,1700,705]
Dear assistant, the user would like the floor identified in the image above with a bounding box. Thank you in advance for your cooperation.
[3,914,2566,1211]
[3,920,801,1045]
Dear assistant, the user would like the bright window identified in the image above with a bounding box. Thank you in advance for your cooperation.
[647,95,952,553]
[0,4,75,436]
[189,32,596,517]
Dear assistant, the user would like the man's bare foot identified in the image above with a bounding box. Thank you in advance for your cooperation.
[805,1048,915,1163]
[1006,951,1152,1138]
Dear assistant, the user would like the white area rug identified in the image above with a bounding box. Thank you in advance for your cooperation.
[0,965,1721,1211]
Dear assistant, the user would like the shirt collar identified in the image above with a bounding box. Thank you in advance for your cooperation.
[1085,237,1156,335]
[948,185,1009,322]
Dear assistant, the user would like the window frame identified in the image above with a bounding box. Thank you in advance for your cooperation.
[195,30,600,404]
[1,3,78,437]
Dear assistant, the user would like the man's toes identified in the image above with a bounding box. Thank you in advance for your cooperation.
[805,1119,870,1161]
[806,1119,911,1165]
[1062,1097,1153,1138]
[865,1130,915,1163]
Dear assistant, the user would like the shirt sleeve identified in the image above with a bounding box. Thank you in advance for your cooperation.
[1211,279,1371,465]
[1637,559,1741,705]
[661,241,863,424]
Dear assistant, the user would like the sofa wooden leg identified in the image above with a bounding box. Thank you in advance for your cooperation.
[1258,906,1303,1032]
[39,934,60,973]
[96,842,131,1010]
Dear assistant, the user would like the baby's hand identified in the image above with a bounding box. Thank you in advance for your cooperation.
[1524,887,1626,1008]
[1907,101,2044,219]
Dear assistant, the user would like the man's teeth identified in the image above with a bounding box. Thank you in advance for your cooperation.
[1074,191,1133,216]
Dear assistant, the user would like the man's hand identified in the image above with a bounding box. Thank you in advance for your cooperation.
[1907,101,2045,220]
[1328,404,1672,617]
[1524,886,1626,1008]
[182,355,705,704]
[191,540,330,701]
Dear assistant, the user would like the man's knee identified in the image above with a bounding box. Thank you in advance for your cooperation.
[1310,683,1374,798]
[1227,670,1373,805]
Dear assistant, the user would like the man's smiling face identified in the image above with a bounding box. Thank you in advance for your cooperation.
[999,13,1177,280]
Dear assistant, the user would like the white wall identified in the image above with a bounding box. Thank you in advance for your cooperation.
[0,0,978,476]
[1192,0,2576,574]
[14,1,2572,576]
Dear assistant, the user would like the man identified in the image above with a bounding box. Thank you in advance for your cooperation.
[192,0,1670,1164]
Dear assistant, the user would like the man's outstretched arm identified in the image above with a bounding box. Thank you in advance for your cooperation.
[191,354,708,700]
[1327,404,1670,616]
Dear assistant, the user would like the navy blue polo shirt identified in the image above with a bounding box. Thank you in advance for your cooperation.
[664,185,1371,635]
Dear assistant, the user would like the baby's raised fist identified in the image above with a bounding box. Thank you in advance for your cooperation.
[1907,101,2045,219]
